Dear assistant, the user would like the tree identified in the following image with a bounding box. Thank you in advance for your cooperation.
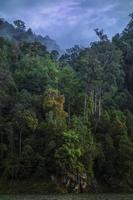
[51,50,59,61]
[58,66,80,123]
[13,20,26,31]
[43,88,67,127]
[76,37,124,122]
[94,28,108,41]
[13,109,38,155]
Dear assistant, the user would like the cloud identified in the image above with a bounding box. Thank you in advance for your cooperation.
[0,0,132,49]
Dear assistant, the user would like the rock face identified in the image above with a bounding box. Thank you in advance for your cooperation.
[0,18,60,52]
[50,173,88,193]
[62,173,88,193]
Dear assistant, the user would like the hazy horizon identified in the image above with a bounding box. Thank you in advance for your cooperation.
[0,0,133,49]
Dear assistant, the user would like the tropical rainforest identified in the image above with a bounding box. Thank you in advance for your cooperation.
[1,15,133,193]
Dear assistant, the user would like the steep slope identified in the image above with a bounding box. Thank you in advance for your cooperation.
[0,18,60,52]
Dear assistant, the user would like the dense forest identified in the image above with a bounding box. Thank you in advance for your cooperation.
[1,14,133,193]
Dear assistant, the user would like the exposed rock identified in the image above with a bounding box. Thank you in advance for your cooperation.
[61,173,88,193]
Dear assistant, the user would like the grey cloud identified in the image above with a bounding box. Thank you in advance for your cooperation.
[0,0,132,49]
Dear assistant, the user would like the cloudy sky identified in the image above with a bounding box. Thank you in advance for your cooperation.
[0,0,133,49]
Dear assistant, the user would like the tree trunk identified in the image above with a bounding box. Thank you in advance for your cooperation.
[19,128,22,156]
[0,132,3,160]
[97,88,102,118]
[68,99,71,125]
[98,94,101,118]
[10,128,14,155]
[94,90,97,115]
[84,92,87,122]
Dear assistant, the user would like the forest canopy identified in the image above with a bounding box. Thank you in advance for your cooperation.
[0,14,133,192]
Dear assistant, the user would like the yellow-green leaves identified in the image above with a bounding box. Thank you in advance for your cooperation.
[43,88,67,126]
[22,110,38,131]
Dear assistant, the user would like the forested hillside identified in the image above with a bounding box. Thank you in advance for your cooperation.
[0,18,60,52]
[1,14,133,193]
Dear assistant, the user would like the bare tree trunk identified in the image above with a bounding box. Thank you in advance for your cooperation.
[91,90,94,115]
[84,92,87,122]
[94,88,102,133]
[94,89,97,115]
[97,88,102,118]
[68,100,71,125]
[98,95,101,118]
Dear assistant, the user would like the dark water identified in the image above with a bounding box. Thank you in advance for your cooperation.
[0,194,133,200]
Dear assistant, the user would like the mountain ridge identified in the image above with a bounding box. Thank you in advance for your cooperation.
[0,18,60,52]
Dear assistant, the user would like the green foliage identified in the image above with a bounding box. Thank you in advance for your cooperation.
[1,15,133,192]
[55,130,84,173]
